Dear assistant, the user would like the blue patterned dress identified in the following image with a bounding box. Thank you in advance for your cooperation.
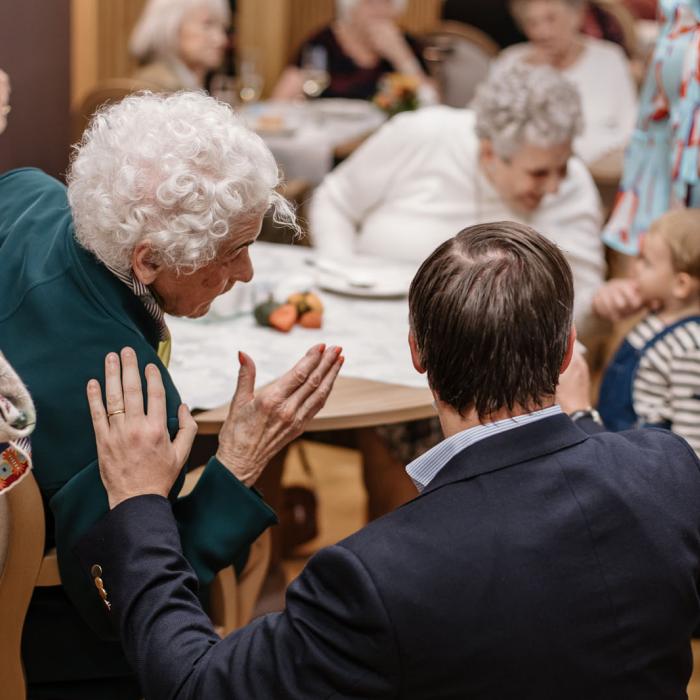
[603,0,700,254]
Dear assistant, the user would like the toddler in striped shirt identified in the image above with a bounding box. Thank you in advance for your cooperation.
[598,209,700,455]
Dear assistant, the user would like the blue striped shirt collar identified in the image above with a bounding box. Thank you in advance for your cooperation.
[406,405,563,492]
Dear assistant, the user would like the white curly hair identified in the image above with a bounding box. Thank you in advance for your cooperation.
[335,0,407,20]
[472,63,583,159]
[67,91,296,274]
[130,0,230,64]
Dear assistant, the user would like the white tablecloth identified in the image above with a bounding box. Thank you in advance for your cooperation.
[166,242,428,410]
[240,101,386,184]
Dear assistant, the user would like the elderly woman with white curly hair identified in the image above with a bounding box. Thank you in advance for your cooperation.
[272,0,432,101]
[130,0,229,91]
[0,91,342,699]
[311,62,605,518]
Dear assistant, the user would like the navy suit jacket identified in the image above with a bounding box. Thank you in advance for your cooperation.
[77,415,700,699]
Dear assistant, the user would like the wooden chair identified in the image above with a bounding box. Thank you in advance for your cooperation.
[590,0,638,57]
[0,473,58,700]
[420,21,500,107]
[0,469,270,698]
[72,77,164,142]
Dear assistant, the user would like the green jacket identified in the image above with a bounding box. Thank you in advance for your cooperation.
[0,168,277,641]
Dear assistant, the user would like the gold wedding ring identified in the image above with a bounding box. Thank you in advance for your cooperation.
[107,408,126,417]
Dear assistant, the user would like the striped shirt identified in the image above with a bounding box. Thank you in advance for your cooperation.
[405,405,562,492]
[630,314,700,456]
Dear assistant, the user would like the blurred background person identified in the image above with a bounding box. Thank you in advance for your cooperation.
[271,0,432,101]
[130,0,230,91]
[495,0,638,164]
[594,0,700,323]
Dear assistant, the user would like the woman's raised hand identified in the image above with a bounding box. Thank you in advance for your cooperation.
[216,344,344,486]
[86,348,198,509]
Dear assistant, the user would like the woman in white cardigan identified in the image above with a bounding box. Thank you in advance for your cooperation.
[495,0,638,164]
[311,62,605,337]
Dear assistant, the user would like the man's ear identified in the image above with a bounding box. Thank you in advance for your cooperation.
[408,331,426,374]
[131,241,161,285]
[559,325,577,374]
[479,139,496,166]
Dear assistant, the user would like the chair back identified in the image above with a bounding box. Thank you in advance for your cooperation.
[0,473,48,700]
[590,0,638,56]
[72,77,164,142]
[421,21,500,108]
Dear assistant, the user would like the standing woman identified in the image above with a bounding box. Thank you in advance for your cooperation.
[130,0,230,91]
[595,0,700,321]
[271,0,433,101]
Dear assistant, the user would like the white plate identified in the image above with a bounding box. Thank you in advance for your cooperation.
[313,98,381,121]
[316,263,413,298]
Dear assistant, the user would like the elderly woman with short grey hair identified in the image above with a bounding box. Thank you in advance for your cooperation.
[130,0,229,90]
[272,0,432,101]
[312,62,604,334]
[0,90,342,699]
[495,0,638,163]
[311,62,605,519]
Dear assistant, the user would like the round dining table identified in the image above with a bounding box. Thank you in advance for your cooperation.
[238,100,387,184]
[166,241,435,424]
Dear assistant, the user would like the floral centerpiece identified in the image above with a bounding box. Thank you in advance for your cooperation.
[373,73,421,117]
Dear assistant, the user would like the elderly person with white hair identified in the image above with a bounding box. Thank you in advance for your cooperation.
[0,91,342,699]
[130,0,229,91]
[272,0,431,101]
[494,0,638,164]
[311,62,605,519]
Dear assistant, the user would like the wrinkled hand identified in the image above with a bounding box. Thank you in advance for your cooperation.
[592,278,644,322]
[216,344,344,486]
[556,350,592,414]
[86,348,198,509]
[364,20,418,70]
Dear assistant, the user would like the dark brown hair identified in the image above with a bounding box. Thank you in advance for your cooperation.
[409,221,573,418]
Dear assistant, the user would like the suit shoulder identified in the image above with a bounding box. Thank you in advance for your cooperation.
[590,426,700,468]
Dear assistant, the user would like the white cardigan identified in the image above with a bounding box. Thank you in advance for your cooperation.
[494,38,638,164]
[310,107,604,331]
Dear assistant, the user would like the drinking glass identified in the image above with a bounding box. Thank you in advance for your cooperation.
[237,55,264,105]
[210,74,240,108]
[300,45,330,99]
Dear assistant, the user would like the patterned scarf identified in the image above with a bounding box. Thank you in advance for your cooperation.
[0,352,35,493]
[104,266,172,366]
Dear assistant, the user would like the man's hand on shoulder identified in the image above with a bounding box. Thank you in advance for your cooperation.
[86,347,197,509]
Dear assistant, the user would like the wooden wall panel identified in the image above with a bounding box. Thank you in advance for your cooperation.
[71,0,146,108]
[402,0,442,33]
[96,0,147,81]
[238,0,291,96]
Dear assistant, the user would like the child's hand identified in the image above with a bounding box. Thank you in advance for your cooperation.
[592,278,643,322]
